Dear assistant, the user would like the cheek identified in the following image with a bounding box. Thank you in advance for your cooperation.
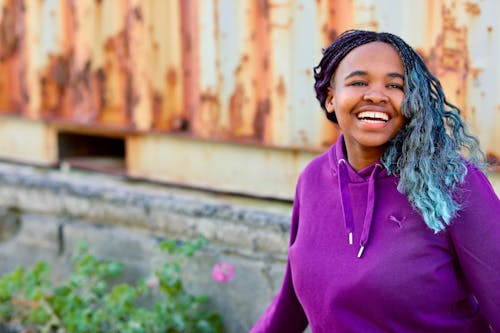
[393,92,405,110]
[333,91,356,111]
[393,114,406,134]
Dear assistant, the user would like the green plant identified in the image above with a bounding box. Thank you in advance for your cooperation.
[0,237,223,333]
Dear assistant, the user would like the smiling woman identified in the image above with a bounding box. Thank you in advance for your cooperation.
[250,30,500,333]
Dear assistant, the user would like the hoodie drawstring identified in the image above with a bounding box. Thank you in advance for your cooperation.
[337,159,382,258]
[337,159,354,245]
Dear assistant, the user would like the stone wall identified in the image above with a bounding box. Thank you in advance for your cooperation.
[0,161,292,332]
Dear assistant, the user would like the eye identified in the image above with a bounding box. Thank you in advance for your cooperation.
[387,83,404,91]
[349,81,367,87]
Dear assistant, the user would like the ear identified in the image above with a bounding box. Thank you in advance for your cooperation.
[325,87,335,113]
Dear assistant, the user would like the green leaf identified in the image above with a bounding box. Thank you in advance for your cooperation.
[159,239,177,254]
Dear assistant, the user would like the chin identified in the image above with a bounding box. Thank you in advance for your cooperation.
[357,135,393,148]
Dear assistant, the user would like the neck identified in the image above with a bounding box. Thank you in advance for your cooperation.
[343,142,386,171]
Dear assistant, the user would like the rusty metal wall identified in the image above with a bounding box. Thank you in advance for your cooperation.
[0,0,499,159]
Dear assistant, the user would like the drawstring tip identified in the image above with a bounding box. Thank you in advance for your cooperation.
[357,246,365,258]
[348,232,353,245]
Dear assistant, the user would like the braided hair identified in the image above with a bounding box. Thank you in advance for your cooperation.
[314,29,485,232]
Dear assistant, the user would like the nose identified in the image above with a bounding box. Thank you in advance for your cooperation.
[363,89,389,103]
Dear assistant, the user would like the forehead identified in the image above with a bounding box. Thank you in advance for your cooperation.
[336,41,404,75]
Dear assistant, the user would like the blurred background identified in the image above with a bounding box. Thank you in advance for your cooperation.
[0,0,499,332]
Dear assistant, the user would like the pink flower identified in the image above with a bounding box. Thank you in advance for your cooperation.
[212,261,234,283]
[146,275,160,290]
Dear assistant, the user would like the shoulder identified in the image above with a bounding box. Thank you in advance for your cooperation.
[458,162,497,200]
[297,147,334,191]
[302,149,330,175]
[452,162,500,224]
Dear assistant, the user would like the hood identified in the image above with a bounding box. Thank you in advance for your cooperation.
[327,135,390,258]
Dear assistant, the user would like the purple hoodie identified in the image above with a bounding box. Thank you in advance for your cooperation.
[251,136,500,333]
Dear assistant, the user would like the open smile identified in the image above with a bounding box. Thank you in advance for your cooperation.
[356,111,389,124]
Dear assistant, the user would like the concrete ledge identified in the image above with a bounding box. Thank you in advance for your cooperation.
[0,161,292,257]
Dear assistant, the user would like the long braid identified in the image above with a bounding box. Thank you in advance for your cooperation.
[314,29,485,232]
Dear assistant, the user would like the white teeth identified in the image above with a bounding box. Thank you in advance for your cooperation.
[357,111,389,121]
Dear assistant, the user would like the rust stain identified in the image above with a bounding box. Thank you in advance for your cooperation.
[40,54,71,117]
[229,83,245,134]
[276,76,286,97]
[0,3,19,60]
[470,67,482,80]
[132,6,143,21]
[151,92,163,129]
[298,129,308,144]
[63,0,131,127]
[199,90,221,137]
[96,30,131,126]
[165,67,185,131]
[366,4,379,31]
[254,98,269,139]
[92,68,106,120]
[180,0,199,135]
[152,67,185,131]
[171,116,189,131]
[427,4,469,119]
[207,0,222,139]
[486,152,500,171]
[166,67,177,87]
[0,0,25,114]
[241,54,249,66]
[487,26,493,33]
[257,0,270,16]
[68,58,99,124]
[254,0,271,142]
[317,0,354,65]
[437,7,468,70]
[321,22,335,44]
[464,2,481,16]
[228,47,254,139]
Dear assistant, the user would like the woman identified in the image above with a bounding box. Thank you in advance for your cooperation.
[251,30,500,332]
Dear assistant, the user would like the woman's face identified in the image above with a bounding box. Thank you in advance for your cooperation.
[326,41,405,161]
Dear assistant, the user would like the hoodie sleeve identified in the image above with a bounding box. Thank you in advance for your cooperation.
[449,166,500,332]
[250,178,308,333]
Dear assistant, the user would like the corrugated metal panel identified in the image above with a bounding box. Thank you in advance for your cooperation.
[461,0,500,165]
[0,0,499,197]
[349,0,500,162]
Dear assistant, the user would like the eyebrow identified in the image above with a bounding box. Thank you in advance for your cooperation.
[388,73,405,80]
[344,71,405,81]
[344,70,368,80]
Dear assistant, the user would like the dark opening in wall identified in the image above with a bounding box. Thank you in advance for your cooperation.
[57,132,126,174]
[0,207,21,243]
